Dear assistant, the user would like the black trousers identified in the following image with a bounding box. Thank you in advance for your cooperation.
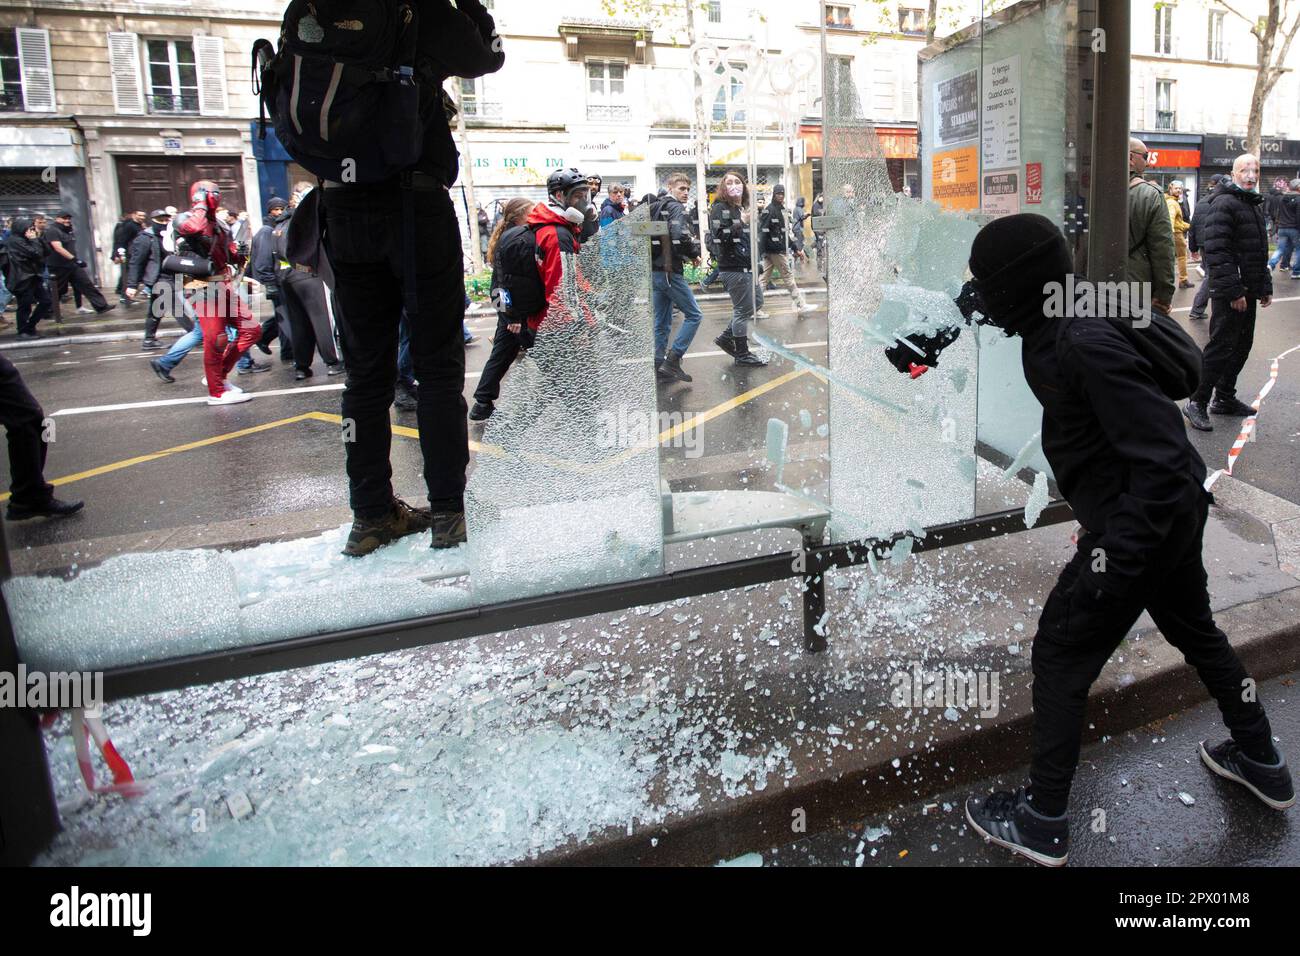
[472,314,523,406]
[1029,491,1273,814]
[281,270,339,370]
[1192,296,1257,405]
[13,281,51,335]
[143,277,194,339]
[259,289,294,363]
[52,265,108,312]
[323,183,468,519]
[0,355,53,509]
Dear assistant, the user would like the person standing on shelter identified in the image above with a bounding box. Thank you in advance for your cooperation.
[1183,153,1273,432]
[1126,138,1175,313]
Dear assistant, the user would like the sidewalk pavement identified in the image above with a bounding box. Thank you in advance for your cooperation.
[31,464,1300,866]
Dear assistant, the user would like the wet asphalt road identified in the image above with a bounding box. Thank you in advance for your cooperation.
[759,669,1300,867]
[1,274,1297,555]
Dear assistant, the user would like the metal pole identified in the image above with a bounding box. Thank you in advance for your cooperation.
[1086,1,1130,283]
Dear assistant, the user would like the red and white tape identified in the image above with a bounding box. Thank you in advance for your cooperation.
[1205,343,1300,491]
[69,708,146,798]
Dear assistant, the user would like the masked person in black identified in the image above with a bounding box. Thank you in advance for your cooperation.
[249,197,295,365]
[957,214,1291,867]
[320,0,504,557]
[126,209,184,350]
[0,354,83,520]
[4,218,53,339]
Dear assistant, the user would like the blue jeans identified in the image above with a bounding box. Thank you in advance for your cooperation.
[0,271,11,311]
[1269,227,1300,271]
[652,271,704,361]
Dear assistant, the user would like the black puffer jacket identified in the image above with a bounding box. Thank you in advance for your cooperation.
[126,225,166,290]
[3,219,46,291]
[1201,182,1272,301]
[759,200,789,254]
[708,199,752,272]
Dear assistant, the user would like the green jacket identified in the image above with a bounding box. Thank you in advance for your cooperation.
[1127,176,1177,305]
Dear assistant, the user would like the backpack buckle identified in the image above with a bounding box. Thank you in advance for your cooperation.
[395,65,415,86]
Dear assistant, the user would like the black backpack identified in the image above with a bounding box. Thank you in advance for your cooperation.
[252,1,438,184]
[1057,307,1202,402]
[489,224,546,319]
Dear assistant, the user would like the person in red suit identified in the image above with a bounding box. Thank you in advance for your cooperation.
[175,180,260,405]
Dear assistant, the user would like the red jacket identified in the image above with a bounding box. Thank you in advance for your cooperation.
[526,201,583,330]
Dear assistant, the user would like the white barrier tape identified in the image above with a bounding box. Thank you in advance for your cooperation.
[1204,342,1300,492]
[69,708,147,798]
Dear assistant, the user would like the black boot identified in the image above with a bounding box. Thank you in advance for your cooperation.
[660,349,693,382]
[714,329,738,357]
[732,336,767,366]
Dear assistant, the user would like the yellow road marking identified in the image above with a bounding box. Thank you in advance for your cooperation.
[0,413,319,502]
[8,369,818,501]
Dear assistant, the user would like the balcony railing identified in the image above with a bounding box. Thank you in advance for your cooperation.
[463,99,503,119]
[1155,110,1176,131]
[148,92,199,114]
[587,103,631,122]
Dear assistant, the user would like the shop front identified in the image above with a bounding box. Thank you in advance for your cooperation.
[1132,133,1201,207]
[1201,134,1300,195]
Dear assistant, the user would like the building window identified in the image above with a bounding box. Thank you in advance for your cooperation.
[1208,10,1226,61]
[707,1,722,24]
[145,39,199,113]
[898,7,926,36]
[1156,78,1175,130]
[826,5,854,29]
[1154,4,1174,55]
[0,30,21,111]
[459,76,500,119]
[713,62,746,124]
[587,59,629,122]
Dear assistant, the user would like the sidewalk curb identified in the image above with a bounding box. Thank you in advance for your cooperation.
[539,586,1300,866]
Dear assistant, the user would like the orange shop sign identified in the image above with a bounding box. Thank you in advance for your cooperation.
[798,125,917,160]
[1146,148,1200,168]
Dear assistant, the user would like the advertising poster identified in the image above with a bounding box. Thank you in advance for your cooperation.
[935,70,978,146]
[1025,161,1043,204]
[933,145,979,211]
[981,55,1020,169]
[981,170,1020,217]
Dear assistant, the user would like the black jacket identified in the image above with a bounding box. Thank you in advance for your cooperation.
[419,0,505,186]
[1016,304,1208,599]
[649,194,700,273]
[1187,185,1215,253]
[1202,182,1272,301]
[250,210,292,288]
[759,200,789,254]
[42,220,77,270]
[113,219,142,261]
[126,226,166,289]
[1274,191,1300,230]
[708,199,752,272]
[3,220,45,291]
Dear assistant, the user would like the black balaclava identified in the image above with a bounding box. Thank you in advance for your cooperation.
[968,213,1073,335]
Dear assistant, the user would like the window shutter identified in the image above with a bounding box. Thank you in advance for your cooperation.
[16,28,55,112]
[194,35,228,116]
[108,32,144,114]
[900,54,917,122]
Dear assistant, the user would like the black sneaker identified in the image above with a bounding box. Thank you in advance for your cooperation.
[326,363,346,376]
[661,350,693,382]
[94,305,117,315]
[431,511,467,549]
[141,338,165,351]
[1188,311,1207,320]
[150,358,175,383]
[294,368,313,381]
[714,331,738,357]
[468,401,494,422]
[394,384,419,412]
[965,788,1069,867]
[1200,739,1295,810]
[256,341,272,355]
[342,498,433,557]
[6,498,84,521]
[238,360,271,375]
[1209,395,1257,417]
[1183,401,1212,431]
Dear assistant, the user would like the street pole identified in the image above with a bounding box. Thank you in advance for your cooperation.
[1087,1,1129,284]
[453,80,485,274]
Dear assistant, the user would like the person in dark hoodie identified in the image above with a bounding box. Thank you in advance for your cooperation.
[249,197,293,365]
[1186,173,1227,321]
[125,209,181,350]
[954,213,1290,867]
[4,218,52,339]
[1183,153,1272,432]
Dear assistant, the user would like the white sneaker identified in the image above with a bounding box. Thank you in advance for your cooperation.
[200,377,243,394]
[753,309,771,319]
[76,306,95,314]
[797,301,819,313]
[1195,263,1206,278]
[206,391,252,406]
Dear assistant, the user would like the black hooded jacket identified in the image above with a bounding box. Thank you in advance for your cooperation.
[1201,181,1273,301]
[649,193,700,273]
[126,224,167,289]
[3,219,46,291]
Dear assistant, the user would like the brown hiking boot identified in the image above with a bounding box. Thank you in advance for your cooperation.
[342,497,434,557]
[430,510,467,549]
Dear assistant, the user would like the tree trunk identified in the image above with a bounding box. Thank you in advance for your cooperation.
[926,0,938,43]
[453,81,485,274]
